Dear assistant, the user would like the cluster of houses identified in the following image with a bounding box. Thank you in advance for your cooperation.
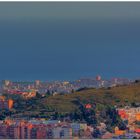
[2,89,36,99]
[115,106,140,138]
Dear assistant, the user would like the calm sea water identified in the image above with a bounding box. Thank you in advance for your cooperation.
[0,20,140,81]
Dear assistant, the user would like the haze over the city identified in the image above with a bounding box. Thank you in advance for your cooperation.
[0,2,140,81]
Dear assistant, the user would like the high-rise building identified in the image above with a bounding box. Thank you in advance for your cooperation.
[7,125,15,139]
[0,96,14,110]
[36,125,47,139]
[60,126,72,139]
[35,80,40,87]
[8,99,14,109]
[2,80,11,87]
[0,124,8,138]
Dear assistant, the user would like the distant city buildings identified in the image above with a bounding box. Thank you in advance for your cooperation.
[0,119,94,139]
[0,77,133,97]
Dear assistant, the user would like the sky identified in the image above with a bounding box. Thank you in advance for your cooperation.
[0,2,140,81]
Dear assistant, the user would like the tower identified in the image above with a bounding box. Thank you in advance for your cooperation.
[96,75,101,81]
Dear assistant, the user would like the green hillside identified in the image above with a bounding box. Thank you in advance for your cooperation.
[43,82,140,113]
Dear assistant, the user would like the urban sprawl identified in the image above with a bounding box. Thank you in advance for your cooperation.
[0,76,140,139]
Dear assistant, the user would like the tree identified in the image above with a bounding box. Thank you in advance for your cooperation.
[105,105,126,132]
[36,92,42,98]
[118,121,127,130]
[53,112,60,120]
[46,90,51,97]
[78,102,98,126]
[92,128,101,138]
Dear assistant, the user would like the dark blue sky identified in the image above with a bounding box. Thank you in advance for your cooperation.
[0,2,140,81]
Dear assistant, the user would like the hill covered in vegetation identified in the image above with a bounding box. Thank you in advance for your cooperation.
[2,81,140,120]
[43,82,140,113]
